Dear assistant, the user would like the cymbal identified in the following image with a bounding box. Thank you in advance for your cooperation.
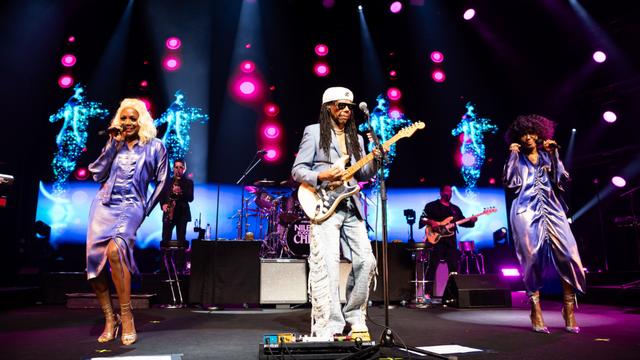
[280,178,299,188]
[244,185,259,193]
[254,179,276,186]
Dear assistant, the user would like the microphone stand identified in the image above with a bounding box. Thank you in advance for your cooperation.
[343,110,446,359]
[236,153,264,240]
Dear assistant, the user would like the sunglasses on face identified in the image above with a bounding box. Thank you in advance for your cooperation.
[335,102,356,111]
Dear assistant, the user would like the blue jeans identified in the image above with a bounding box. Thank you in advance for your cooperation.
[308,202,377,337]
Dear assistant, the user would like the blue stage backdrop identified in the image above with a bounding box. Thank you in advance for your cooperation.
[37,182,508,250]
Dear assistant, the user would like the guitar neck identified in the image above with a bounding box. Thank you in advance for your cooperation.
[344,133,403,179]
[455,212,484,226]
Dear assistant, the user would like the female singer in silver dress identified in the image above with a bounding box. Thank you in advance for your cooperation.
[86,98,168,345]
[503,114,586,334]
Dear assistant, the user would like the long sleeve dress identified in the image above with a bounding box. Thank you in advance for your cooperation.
[503,149,586,294]
[86,138,168,280]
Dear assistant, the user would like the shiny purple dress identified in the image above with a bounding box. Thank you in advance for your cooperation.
[86,138,168,280]
[503,149,586,294]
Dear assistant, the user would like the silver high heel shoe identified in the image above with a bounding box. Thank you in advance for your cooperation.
[120,302,137,345]
[529,292,550,334]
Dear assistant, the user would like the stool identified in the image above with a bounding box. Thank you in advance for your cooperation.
[458,240,485,274]
[407,242,432,306]
[160,240,188,308]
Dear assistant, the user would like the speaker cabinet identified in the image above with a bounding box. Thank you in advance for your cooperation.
[443,274,512,308]
[260,259,307,304]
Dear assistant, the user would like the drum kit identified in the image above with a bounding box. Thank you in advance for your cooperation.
[236,178,310,258]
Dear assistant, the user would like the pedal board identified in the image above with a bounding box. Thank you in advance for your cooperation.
[259,340,377,359]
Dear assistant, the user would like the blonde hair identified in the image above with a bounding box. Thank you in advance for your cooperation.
[110,98,157,144]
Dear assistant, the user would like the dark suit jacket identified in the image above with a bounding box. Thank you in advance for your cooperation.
[161,177,194,222]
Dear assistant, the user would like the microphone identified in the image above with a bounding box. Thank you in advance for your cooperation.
[538,139,561,150]
[359,102,369,116]
[98,126,122,136]
[257,149,268,155]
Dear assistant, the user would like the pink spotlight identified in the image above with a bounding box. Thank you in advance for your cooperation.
[501,268,521,277]
[322,0,335,9]
[73,167,89,181]
[430,51,444,63]
[315,44,329,57]
[165,37,182,50]
[264,103,280,117]
[463,8,476,20]
[462,153,476,167]
[163,56,181,71]
[603,111,617,123]
[389,108,402,119]
[263,124,280,139]
[389,70,397,77]
[264,148,279,161]
[68,36,76,43]
[58,74,74,88]
[240,60,256,73]
[139,98,152,112]
[245,43,251,49]
[432,69,446,82]
[611,176,626,188]
[489,177,496,185]
[593,51,607,63]
[387,87,402,101]
[239,80,256,95]
[140,80,148,88]
[390,1,402,13]
[313,62,330,77]
[61,54,76,67]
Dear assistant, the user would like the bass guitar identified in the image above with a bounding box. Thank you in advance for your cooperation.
[298,121,425,222]
[423,206,497,244]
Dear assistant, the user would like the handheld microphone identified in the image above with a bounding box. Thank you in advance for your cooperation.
[537,139,561,150]
[359,102,369,116]
[98,126,122,136]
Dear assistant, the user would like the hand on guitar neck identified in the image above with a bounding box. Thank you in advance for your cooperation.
[423,207,497,244]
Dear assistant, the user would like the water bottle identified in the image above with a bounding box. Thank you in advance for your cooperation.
[205,223,211,240]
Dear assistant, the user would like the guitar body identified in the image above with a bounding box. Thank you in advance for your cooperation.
[298,155,359,223]
[425,216,454,244]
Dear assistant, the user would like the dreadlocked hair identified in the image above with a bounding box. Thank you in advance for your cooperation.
[318,104,363,161]
[505,114,556,145]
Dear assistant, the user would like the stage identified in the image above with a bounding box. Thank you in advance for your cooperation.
[1,293,638,360]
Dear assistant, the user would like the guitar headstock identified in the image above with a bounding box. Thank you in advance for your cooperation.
[397,121,425,139]
[481,206,498,215]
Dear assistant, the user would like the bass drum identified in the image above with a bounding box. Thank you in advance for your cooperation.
[286,218,311,258]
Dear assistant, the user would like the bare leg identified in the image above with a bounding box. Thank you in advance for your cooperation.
[529,291,550,334]
[89,270,120,342]
[106,239,136,345]
[561,279,580,333]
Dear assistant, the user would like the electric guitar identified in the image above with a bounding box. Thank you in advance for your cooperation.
[423,206,497,244]
[298,121,425,222]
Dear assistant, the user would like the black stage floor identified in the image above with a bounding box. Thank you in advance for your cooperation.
[1,293,639,360]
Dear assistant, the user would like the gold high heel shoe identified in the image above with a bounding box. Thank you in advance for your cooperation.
[562,293,580,333]
[529,292,550,334]
[120,302,137,345]
[97,304,121,343]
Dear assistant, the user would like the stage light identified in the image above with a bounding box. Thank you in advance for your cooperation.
[163,56,181,71]
[593,50,606,63]
[165,37,182,50]
[611,176,626,188]
[488,177,496,185]
[387,87,402,101]
[461,153,476,167]
[264,103,279,117]
[313,62,330,77]
[263,124,280,139]
[140,80,148,88]
[430,51,444,63]
[463,8,476,20]
[61,54,76,67]
[432,69,446,82]
[322,0,335,9]
[603,111,617,123]
[390,1,402,13]
[245,43,251,49]
[358,5,363,11]
[389,108,402,119]
[389,70,397,77]
[58,74,74,88]
[73,167,89,181]
[68,36,75,43]
[572,128,577,132]
[239,80,256,95]
[314,44,329,56]
[501,268,520,277]
[264,148,280,161]
[139,98,152,112]
[240,60,256,73]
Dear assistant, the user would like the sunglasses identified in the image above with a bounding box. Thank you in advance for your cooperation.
[335,102,356,111]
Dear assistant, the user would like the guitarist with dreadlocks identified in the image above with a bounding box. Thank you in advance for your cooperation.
[292,86,381,339]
